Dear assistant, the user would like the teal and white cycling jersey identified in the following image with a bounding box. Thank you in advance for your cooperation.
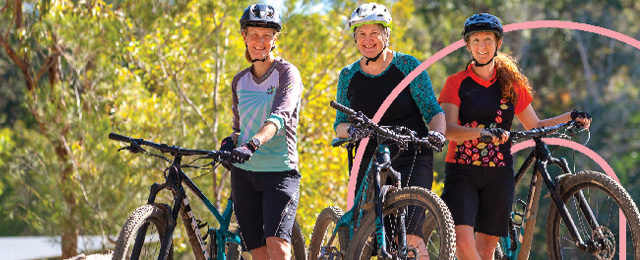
[231,57,303,172]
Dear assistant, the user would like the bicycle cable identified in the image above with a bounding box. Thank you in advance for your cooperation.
[546,123,591,175]
[182,156,220,180]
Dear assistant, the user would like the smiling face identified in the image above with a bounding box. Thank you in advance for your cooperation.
[354,23,388,58]
[466,31,502,65]
[242,26,278,61]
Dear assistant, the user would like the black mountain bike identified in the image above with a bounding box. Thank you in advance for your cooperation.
[108,133,306,260]
[308,101,456,260]
[490,121,640,260]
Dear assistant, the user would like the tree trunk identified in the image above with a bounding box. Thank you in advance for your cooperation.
[57,145,79,259]
[1,25,80,257]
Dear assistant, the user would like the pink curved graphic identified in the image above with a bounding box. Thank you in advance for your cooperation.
[344,20,638,258]
[511,138,626,259]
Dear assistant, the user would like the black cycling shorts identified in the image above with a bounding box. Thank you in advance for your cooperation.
[441,162,515,237]
[231,167,301,251]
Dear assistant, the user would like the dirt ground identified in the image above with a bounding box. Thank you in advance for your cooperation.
[64,251,113,260]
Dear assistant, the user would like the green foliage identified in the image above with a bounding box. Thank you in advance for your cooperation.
[1,0,640,258]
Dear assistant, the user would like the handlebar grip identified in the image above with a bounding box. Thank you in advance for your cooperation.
[330,100,356,116]
[109,133,132,142]
[480,135,493,143]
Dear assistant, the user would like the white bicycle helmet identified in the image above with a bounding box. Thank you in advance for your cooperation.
[347,3,392,32]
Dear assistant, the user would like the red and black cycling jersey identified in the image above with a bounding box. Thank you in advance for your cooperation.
[439,64,532,167]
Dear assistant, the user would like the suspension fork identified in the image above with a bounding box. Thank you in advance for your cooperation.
[135,162,185,260]
[531,141,584,249]
[373,145,393,259]
[159,164,187,260]
[130,175,177,259]
[545,157,600,250]
[386,162,408,256]
[535,138,597,250]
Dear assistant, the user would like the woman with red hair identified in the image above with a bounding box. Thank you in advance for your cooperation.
[438,13,592,260]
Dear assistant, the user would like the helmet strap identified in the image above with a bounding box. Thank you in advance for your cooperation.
[364,44,387,66]
[247,45,276,63]
[473,57,493,67]
[473,46,498,67]
[251,57,269,63]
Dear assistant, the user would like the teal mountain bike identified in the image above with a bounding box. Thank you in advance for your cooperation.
[108,133,306,260]
[308,101,456,260]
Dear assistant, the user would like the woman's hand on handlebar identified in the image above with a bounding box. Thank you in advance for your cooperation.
[426,131,446,150]
[348,124,374,141]
[481,128,510,144]
[571,109,592,129]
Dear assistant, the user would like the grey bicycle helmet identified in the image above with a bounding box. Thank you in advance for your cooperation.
[240,3,282,32]
[462,13,503,39]
[347,3,392,32]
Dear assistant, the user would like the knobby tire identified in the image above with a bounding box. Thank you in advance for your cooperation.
[112,204,174,260]
[346,187,456,259]
[546,170,640,260]
[309,206,349,260]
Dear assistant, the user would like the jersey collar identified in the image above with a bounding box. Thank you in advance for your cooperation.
[466,63,497,88]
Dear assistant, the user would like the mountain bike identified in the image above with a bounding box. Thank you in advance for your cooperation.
[308,101,456,260]
[490,121,640,260]
[108,133,306,260]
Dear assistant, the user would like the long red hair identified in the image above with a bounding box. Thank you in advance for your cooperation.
[494,52,533,105]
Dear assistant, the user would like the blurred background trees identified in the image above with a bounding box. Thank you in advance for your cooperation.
[1,0,639,258]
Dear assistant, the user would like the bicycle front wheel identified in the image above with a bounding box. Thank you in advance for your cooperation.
[346,187,456,260]
[112,203,174,260]
[546,170,640,260]
[309,206,349,260]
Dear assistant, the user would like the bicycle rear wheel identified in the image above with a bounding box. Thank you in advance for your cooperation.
[309,206,349,260]
[346,187,456,259]
[546,170,640,260]
[291,220,307,260]
[112,203,174,260]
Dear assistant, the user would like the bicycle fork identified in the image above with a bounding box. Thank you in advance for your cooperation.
[545,158,603,253]
[132,165,186,260]
[372,145,403,259]
[537,141,602,252]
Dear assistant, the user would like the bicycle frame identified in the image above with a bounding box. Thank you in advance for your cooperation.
[324,141,404,259]
[508,136,601,259]
[133,153,241,260]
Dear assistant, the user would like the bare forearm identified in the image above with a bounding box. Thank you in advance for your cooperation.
[427,112,446,134]
[336,123,350,138]
[445,123,484,143]
[250,121,279,145]
[537,112,571,128]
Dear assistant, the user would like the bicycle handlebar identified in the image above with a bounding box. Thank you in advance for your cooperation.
[330,100,441,152]
[480,120,582,143]
[109,133,230,160]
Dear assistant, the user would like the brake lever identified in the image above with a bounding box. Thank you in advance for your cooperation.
[118,144,145,154]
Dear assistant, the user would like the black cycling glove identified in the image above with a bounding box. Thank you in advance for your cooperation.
[570,109,592,120]
[219,136,236,152]
[230,145,253,163]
